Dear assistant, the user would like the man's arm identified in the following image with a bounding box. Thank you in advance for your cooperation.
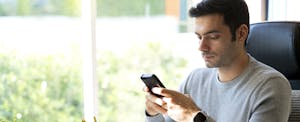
[143,86,168,122]
[145,113,166,122]
[249,77,291,122]
[151,87,203,122]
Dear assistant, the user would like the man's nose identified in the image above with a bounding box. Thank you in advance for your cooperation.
[198,39,209,52]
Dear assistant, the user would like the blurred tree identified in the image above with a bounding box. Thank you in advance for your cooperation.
[62,0,80,16]
[0,0,16,16]
[0,0,81,16]
[17,0,31,15]
[0,0,164,17]
[97,0,165,17]
[96,42,187,121]
[0,50,83,121]
[0,42,188,122]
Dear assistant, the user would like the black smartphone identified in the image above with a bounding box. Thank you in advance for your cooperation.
[140,74,165,97]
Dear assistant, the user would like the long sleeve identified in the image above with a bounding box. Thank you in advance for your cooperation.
[145,114,165,122]
[249,77,291,122]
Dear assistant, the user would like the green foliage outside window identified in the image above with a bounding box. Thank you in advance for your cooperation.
[0,49,83,121]
[0,0,164,17]
[96,42,187,121]
[0,42,188,122]
[0,0,80,16]
[97,0,165,17]
[0,0,181,121]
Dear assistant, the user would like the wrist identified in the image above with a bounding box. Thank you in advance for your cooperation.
[193,111,207,122]
[145,110,159,117]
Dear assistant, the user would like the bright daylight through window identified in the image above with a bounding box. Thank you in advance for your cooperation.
[0,0,299,122]
[0,0,83,121]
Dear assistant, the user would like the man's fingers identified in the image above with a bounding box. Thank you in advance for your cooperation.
[161,102,167,109]
[143,86,150,92]
[162,97,172,103]
[146,93,165,106]
[146,101,167,115]
[145,93,168,110]
[152,87,176,97]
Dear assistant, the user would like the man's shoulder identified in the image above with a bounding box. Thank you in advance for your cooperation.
[248,57,290,89]
[249,56,287,80]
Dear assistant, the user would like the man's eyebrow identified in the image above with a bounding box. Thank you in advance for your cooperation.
[195,30,221,36]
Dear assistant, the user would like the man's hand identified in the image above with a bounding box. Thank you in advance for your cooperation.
[143,86,167,116]
[152,87,201,122]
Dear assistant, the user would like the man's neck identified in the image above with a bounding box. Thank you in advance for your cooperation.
[218,53,249,82]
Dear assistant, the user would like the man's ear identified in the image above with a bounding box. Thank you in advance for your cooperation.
[236,24,249,44]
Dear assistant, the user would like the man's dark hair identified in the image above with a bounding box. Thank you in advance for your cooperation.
[189,0,249,42]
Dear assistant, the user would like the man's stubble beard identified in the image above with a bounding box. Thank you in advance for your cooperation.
[203,41,238,68]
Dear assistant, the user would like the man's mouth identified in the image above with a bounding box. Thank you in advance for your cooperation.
[202,53,214,61]
[203,55,213,61]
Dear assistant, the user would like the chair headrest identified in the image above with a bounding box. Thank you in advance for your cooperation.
[246,21,300,79]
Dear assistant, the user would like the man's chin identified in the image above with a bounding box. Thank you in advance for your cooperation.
[205,62,215,68]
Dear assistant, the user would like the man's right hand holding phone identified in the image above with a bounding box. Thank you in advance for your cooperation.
[143,87,202,122]
[143,86,168,116]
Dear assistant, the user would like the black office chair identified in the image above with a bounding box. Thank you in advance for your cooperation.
[246,21,300,122]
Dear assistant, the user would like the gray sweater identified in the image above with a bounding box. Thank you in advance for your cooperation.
[146,56,291,122]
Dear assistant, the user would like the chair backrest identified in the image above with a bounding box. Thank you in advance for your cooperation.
[246,21,300,89]
[246,21,300,122]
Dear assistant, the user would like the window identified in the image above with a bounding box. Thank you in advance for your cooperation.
[245,0,264,23]
[0,0,196,122]
[0,0,83,121]
[2,0,297,122]
[94,0,195,121]
[268,0,300,21]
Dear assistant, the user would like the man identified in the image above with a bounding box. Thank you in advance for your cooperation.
[143,0,291,122]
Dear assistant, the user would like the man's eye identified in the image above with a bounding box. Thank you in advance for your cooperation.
[197,36,202,40]
[208,35,220,40]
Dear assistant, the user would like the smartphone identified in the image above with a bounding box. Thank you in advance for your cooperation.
[140,74,165,97]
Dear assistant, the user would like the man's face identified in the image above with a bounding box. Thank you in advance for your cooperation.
[194,14,240,68]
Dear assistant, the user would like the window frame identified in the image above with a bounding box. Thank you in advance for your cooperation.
[81,0,98,121]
